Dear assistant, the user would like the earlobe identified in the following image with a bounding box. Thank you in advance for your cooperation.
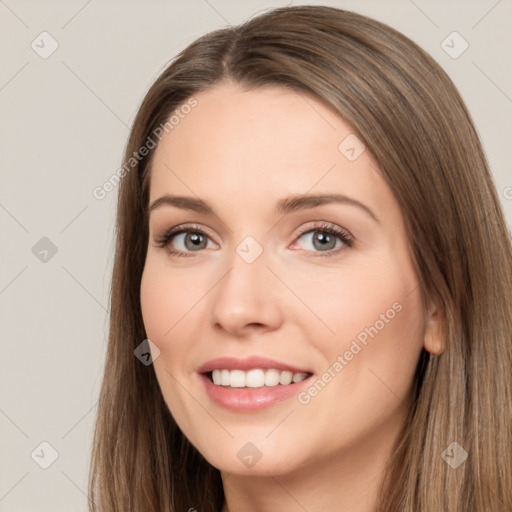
[423,302,446,356]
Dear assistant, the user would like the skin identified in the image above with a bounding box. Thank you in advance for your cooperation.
[140,81,443,512]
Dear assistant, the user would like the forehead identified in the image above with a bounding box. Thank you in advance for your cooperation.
[148,82,388,217]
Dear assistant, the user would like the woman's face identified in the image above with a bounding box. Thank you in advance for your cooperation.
[140,82,437,477]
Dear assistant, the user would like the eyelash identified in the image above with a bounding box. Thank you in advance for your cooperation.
[153,222,354,258]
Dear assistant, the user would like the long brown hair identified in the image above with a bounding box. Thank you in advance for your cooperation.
[88,5,512,511]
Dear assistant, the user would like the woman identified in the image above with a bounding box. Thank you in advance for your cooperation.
[88,5,512,511]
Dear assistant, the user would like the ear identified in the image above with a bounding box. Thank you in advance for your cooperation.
[423,301,446,356]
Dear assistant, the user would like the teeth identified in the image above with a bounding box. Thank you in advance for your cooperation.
[246,369,264,388]
[210,368,310,388]
[221,369,230,386]
[264,369,280,386]
[279,370,293,385]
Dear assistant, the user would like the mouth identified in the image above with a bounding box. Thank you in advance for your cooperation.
[204,368,314,388]
[199,369,314,412]
[197,356,314,410]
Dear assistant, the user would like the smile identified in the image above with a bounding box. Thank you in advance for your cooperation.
[209,368,311,388]
[198,356,314,410]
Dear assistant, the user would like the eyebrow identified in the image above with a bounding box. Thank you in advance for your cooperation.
[147,193,379,223]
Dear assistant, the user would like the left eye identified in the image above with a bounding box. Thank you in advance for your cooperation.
[293,225,353,254]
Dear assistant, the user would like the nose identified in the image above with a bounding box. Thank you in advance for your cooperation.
[210,247,284,337]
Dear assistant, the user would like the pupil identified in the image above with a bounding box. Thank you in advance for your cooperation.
[187,233,204,250]
[315,232,334,250]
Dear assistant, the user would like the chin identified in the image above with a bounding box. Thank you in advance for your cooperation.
[196,438,307,477]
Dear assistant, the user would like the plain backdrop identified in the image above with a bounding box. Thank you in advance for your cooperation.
[0,1,511,510]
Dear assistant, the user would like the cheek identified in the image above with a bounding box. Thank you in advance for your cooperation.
[305,259,419,329]
[305,250,425,379]
[140,262,200,428]
[140,266,171,341]
[140,258,211,380]
[140,258,198,342]
[297,264,425,451]
[342,280,424,405]
[139,261,192,389]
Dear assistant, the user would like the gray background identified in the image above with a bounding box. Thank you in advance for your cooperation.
[0,0,510,510]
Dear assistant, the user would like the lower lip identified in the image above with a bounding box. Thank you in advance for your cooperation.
[200,373,313,412]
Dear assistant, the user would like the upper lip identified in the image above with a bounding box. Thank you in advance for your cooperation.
[197,356,312,374]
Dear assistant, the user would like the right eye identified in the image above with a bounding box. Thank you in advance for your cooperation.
[153,224,217,257]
